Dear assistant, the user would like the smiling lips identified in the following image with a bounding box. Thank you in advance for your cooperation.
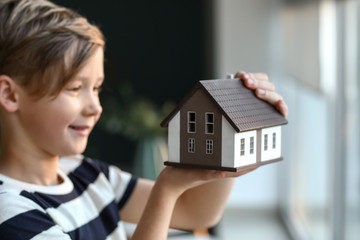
[69,125,92,136]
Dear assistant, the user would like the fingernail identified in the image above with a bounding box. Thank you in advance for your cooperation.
[257,89,266,96]
[247,78,254,86]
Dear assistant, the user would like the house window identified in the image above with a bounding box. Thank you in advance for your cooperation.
[205,112,214,134]
[240,138,245,156]
[206,139,213,154]
[250,136,254,154]
[272,133,276,149]
[188,138,195,153]
[264,134,268,151]
[188,112,196,133]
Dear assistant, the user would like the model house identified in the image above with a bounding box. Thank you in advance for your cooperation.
[160,78,288,172]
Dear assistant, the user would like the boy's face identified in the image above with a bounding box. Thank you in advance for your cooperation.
[17,47,104,157]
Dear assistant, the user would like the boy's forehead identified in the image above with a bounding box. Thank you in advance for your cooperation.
[73,48,104,80]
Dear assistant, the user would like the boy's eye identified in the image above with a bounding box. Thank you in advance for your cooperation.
[67,85,82,91]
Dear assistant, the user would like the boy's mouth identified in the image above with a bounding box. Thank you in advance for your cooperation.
[70,125,88,130]
[69,125,91,136]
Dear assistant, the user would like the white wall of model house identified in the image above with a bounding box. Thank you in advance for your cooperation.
[221,116,257,168]
[221,116,282,168]
[261,126,282,162]
[235,130,257,167]
[168,112,180,163]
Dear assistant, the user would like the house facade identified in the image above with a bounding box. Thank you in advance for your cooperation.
[222,120,282,169]
[161,78,288,172]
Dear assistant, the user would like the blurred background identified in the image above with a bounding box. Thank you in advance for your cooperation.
[54,0,359,239]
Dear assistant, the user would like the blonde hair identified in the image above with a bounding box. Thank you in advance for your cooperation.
[0,0,105,97]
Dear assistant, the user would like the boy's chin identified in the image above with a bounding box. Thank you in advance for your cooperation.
[60,146,87,157]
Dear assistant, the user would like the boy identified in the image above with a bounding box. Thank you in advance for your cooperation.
[0,0,288,239]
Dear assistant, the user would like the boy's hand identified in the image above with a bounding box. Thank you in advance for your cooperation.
[235,71,288,118]
[157,166,256,198]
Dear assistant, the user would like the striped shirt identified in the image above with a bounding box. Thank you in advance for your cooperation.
[0,155,138,240]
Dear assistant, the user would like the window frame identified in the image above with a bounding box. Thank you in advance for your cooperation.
[264,134,268,151]
[272,132,276,149]
[206,139,213,154]
[250,136,255,154]
[187,111,196,133]
[205,112,215,134]
[240,138,245,156]
[188,138,195,153]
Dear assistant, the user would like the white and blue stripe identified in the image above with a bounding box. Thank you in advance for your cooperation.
[0,155,137,240]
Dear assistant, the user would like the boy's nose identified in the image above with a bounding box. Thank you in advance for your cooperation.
[89,101,102,116]
[83,94,102,117]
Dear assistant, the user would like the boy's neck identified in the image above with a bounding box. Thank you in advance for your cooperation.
[0,153,61,186]
[0,118,63,186]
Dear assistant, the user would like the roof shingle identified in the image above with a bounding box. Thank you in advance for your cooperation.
[161,78,288,132]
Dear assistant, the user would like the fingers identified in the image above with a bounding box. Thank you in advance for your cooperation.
[255,88,282,105]
[276,99,288,118]
[255,88,288,118]
[165,166,257,182]
[235,71,269,82]
[213,167,258,179]
[235,71,274,91]
[236,71,288,118]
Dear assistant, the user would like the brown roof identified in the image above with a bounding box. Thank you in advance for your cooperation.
[161,78,288,132]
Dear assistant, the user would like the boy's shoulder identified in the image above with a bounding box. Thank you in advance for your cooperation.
[0,184,69,239]
[0,185,34,205]
[0,182,22,200]
[0,185,44,223]
[0,155,111,225]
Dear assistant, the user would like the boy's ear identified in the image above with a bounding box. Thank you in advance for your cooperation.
[0,75,19,112]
